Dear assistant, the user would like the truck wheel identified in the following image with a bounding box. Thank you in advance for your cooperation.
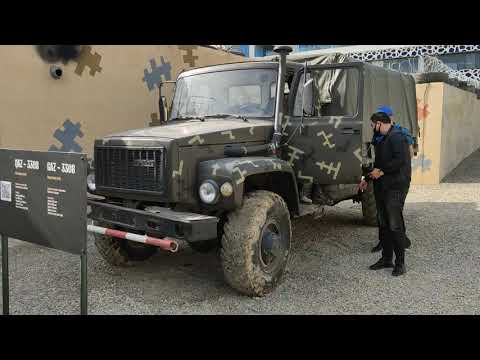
[220,190,292,297]
[361,183,377,227]
[94,223,157,266]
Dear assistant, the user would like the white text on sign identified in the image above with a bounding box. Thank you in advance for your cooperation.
[61,163,76,174]
[14,159,40,170]
[15,159,24,169]
[47,162,57,172]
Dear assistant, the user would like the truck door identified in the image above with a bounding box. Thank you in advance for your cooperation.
[283,63,363,185]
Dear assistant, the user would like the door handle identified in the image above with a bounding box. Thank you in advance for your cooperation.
[341,127,358,135]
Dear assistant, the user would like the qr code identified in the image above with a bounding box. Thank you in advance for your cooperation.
[1,181,12,202]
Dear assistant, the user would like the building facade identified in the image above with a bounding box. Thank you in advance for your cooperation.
[223,45,480,84]
[230,45,347,57]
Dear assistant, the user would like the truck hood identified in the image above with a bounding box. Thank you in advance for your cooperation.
[103,118,274,146]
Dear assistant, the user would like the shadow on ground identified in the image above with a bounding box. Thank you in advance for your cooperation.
[442,148,480,184]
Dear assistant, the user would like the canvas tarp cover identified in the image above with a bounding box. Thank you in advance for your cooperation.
[361,63,418,143]
[307,53,351,105]
[299,53,419,143]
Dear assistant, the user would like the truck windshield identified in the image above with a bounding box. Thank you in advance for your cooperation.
[170,68,278,120]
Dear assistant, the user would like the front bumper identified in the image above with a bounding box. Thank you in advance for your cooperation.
[88,200,218,242]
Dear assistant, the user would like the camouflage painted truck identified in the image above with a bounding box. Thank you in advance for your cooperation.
[87,46,418,296]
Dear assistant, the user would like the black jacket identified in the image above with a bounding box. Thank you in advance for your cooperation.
[373,127,411,191]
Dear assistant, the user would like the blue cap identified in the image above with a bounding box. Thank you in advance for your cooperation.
[376,105,393,116]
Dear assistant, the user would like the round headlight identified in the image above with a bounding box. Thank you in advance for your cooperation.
[199,180,219,204]
[220,182,233,197]
[87,173,96,192]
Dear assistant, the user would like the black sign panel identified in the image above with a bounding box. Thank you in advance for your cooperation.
[0,149,87,255]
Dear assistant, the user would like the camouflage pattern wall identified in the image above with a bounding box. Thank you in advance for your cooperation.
[0,45,245,158]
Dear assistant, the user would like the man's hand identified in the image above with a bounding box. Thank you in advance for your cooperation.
[358,179,368,192]
[369,168,384,180]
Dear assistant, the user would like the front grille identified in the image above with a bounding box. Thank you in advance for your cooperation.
[95,147,165,193]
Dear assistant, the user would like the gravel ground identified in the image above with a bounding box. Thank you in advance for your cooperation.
[1,149,479,315]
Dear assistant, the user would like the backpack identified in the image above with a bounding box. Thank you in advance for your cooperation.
[371,124,415,158]
[371,124,414,145]
[395,124,415,145]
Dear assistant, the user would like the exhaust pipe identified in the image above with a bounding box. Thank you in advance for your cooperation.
[272,45,293,151]
[87,224,179,253]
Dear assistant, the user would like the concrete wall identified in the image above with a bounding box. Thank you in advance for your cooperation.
[412,83,444,184]
[412,82,480,184]
[440,83,480,180]
[0,45,244,158]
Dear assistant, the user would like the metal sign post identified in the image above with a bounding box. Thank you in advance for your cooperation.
[1,234,8,315]
[0,149,87,315]
[81,251,87,315]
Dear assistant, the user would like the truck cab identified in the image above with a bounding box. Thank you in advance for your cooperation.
[88,46,418,297]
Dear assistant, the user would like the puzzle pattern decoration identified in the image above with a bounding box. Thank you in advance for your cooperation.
[287,145,305,165]
[74,45,102,77]
[221,130,236,140]
[298,171,313,183]
[149,113,161,127]
[316,161,342,180]
[172,160,184,178]
[178,45,199,68]
[328,117,342,129]
[411,154,433,173]
[317,131,335,148]
[353,148,362,163]
[188,135,205,145]
[143,57,172,92]
[49,119,84,153]
[232,167,248,185]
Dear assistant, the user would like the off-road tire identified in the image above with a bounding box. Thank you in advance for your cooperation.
[220,190,292,297]
[361,182,378,226]
[94,222,157,266]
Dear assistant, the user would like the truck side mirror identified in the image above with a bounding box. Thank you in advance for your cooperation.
[302,78,314,116]
[158,80,176,124]
[159,96,168,123]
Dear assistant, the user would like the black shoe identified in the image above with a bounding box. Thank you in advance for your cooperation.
[371,242,382,253]
[369,258,394,270]
[392,264,406,276]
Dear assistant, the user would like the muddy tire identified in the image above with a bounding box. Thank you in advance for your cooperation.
[220,190,292,297]
[361,182,377,227]
[94,222,157,266]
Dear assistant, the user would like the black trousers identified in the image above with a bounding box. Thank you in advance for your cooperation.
[374,185,409,265]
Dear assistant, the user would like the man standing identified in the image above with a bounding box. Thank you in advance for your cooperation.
[370,106,413,253]
[359,111,411,276]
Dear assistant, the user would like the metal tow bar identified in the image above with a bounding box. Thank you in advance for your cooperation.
[87,225,179,253]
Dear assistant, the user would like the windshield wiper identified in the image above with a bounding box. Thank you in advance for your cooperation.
[170,116,205,122]
[202,113,248,122]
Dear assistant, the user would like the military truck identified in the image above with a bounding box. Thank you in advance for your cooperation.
[87,46,418,296]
